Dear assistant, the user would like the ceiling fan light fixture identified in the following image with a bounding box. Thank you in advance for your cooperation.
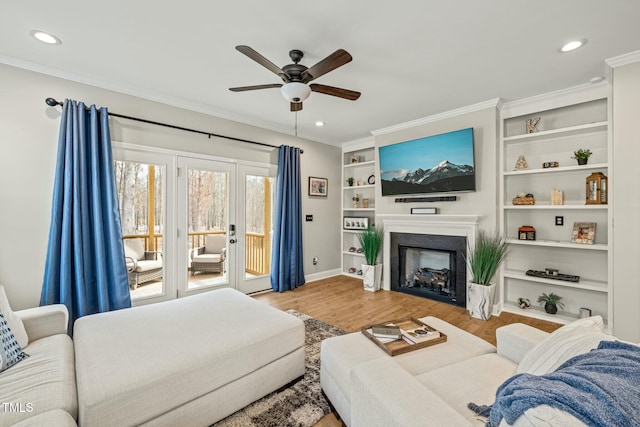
[281,82,311,103]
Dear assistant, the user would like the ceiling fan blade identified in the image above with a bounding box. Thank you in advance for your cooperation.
[290,102,303,112]
[302,49,352,83]
[235,45,289,81]
[229,83,282,92]
[310,84,361,101]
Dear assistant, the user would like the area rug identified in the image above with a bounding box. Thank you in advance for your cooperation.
[213,310,346,427]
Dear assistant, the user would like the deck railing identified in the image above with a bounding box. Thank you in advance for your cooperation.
[123,231,269,276]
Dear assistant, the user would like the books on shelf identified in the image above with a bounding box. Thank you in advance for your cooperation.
[401,325,441,345]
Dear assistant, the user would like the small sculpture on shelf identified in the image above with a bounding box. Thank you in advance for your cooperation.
[352,195,360,208]
[550,189,564,205]
[526,117,540,134]
[517,298,531,309]
[514,155,528,171]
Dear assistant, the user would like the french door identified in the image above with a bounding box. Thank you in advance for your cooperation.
[114,145,274,304]
[177,157,236,298]
[237,164,277,294]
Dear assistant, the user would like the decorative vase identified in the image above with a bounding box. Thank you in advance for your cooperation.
[544,302,558,314]
[361,264,382,292]
[468,282,496,320]
[577,158,588,165]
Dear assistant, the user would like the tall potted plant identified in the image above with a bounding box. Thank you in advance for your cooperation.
[357,226,384,292]
[466,231,509,320]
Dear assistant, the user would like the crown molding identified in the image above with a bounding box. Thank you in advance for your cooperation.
[605,50,640,68]
[0,54,304,142]
[500,81,611,119]
[341,136,375,152]
[371,98,501,137]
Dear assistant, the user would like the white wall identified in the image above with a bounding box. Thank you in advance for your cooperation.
[612,59,640,342]
[373,105,499,231]
[0,64,341,310]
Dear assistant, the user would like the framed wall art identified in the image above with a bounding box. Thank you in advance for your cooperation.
[308,176,328,197]
[571,222,596,244]
[344,217,368,230]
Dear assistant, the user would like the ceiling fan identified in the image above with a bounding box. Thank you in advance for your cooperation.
[229,45,361,112]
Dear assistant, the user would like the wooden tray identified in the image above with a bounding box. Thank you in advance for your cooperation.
[361,317,447,356]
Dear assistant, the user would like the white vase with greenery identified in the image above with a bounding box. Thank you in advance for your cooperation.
[357,226,384,292]
[467,231,509,320]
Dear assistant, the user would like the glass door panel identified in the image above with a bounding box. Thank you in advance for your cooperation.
[113,158,171,303]
[177,157,236,296]
[238,165,276,294]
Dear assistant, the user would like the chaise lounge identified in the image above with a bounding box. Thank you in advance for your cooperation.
[1,286,305,426]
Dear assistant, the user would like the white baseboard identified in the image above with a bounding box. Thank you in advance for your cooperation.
[305,268,342,283]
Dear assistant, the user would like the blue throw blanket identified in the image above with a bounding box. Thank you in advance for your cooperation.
[469,340,640,427]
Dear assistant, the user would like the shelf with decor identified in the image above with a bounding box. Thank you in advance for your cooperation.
[499,85,612,328]
[341,139,377,277]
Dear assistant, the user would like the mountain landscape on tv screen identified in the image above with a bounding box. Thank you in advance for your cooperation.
[381,160,475,195]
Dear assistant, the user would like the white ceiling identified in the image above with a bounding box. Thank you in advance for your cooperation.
[2,1,640,146]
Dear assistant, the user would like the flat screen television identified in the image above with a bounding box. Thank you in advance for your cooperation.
[378,127,476,197]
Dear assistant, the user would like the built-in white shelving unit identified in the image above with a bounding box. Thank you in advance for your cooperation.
[341,139,376,278]
[499,84,613,327]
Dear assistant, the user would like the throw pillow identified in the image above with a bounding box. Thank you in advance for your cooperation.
[0,285,28,348]
[0,310,28,372]
[518,318,613,376]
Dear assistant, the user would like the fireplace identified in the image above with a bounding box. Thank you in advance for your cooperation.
[390,232,467,307]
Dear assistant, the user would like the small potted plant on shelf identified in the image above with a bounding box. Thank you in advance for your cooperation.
[357,226,384,292]
[572,148,592,165]
[466,231,509,320]
[537,292,565,314]
[346,177,355,187]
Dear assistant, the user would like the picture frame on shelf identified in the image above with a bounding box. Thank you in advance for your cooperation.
[344,217,368,230]
[571,222,596,245]
[308,176,328,197]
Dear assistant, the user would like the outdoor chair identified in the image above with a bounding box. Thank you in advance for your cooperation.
[123,238,163,289]
[191,234,226,276]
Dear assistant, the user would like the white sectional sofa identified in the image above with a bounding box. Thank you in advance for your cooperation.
[321,315,635,426]
[1,286,305,426]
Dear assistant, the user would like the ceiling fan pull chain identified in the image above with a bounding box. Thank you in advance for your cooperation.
[295,111,298,137]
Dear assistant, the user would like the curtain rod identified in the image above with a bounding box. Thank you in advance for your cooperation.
[45,98,303,154]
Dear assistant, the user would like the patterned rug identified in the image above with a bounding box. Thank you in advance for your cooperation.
[213,310,346,427]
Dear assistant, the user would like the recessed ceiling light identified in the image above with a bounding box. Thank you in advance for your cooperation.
[315,121,325,127]
[559,39,586,53]
[30,30,61,45]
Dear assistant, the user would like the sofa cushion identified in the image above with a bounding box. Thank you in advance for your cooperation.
[518,316,613,375]
[0,285,28,348]
[74,288,304,427]
[0,310,28,373]
[132,259,163,272]
[0,334,77,425]
[123,238,145,261]
[192,253,223,263]
[9,409,78,427]
[418,353,517,424]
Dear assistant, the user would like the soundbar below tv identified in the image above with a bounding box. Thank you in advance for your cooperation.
[378,127,476,197]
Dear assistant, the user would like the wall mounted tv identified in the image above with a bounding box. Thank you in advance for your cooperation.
[379,128,476,197]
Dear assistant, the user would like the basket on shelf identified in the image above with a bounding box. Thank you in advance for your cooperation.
[512,197,535,205]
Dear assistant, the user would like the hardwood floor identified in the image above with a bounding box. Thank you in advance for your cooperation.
[253,275,562,427]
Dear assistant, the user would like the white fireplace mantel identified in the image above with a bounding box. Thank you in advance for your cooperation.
[377,214,479,292]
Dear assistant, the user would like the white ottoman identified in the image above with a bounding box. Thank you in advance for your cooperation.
[320,316,496,426]
[74,288,305,426]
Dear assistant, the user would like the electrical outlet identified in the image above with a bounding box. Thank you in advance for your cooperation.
[306,215,313,222]
[555,216,564,226]
[312,257,318,265]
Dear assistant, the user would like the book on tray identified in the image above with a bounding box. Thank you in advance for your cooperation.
[401,325,441,345]
[371,324,402,340]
